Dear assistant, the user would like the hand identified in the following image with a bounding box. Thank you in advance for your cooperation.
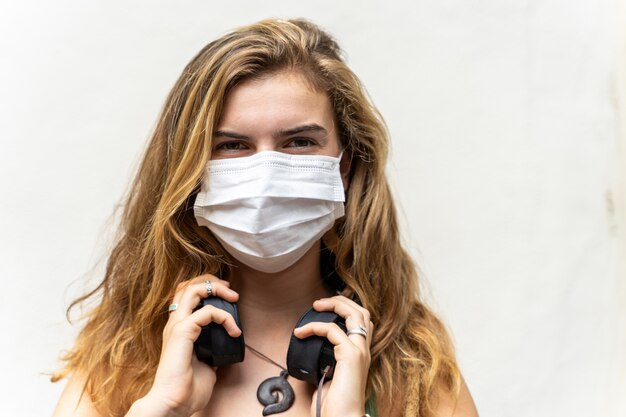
[141,275,241,417]
[293,296,374,417]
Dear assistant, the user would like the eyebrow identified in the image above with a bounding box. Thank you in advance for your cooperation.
[213,124,328,140]
[274,124,328,138]
[213,130,249,140]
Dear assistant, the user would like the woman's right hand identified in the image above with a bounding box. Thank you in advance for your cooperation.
[140,274,241,417]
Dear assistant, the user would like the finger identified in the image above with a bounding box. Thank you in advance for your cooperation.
[191,304,242,337]
[194,274,231,287]
[170,304,242,338]
[172,275,231,304]
[172,280,238,317]
[312,297,371,345]
[313,296,370,325]
[294,322,350,348]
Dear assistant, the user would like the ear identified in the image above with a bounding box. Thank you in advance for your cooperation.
[339,152,352,191]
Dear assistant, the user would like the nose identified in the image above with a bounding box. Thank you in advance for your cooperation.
[253,137,281,154]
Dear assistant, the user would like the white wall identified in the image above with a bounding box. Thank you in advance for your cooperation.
[1,1,624,416]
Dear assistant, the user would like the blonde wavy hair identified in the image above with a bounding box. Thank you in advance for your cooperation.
[54,18,460,417]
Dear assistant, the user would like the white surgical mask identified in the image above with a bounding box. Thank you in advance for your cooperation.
[193,151,345,273]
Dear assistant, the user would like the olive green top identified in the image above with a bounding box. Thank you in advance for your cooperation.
[365,394,378,417]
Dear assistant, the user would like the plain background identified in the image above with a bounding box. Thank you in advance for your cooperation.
[1,1,625,416]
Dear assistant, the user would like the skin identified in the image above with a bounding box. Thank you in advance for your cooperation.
[52,70,478,417]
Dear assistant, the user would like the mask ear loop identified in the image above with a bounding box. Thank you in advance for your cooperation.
[316,365,331,417]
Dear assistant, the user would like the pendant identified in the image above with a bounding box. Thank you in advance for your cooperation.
[256,370,295,416]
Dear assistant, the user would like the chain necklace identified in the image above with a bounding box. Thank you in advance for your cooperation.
[245,344,295,415]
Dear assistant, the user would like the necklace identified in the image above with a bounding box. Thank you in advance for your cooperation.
[245,344,295,416]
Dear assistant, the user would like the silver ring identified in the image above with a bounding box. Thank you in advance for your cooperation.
[205,280,213,297]
[168,303,178,312]
[347,325,368,337]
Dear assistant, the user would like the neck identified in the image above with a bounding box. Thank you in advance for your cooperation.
[228,242,335,347]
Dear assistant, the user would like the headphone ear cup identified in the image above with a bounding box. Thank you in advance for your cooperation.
[286,308,346,385]
[193,297,245,366]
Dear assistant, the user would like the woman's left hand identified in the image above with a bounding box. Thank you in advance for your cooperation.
[293,295,374,417]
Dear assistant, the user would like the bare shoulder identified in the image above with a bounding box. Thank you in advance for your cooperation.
[52,373,103,417]
[384,375,478,417]
[431,376,479,417]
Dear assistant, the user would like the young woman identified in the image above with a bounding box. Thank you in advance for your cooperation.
[52,18,478,417]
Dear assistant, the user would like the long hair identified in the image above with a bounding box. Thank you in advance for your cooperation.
[54,18,460,417]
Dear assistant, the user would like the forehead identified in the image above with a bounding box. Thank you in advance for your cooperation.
[218,70,334,129]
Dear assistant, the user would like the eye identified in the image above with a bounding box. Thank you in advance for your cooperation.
[215,141,247,151]
[286,137,316,148]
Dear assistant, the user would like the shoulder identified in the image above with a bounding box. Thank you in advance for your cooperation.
[52,373,103,417]
[430,376,479,417]
[384,375,478,417]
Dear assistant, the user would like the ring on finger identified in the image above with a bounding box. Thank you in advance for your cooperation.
[204,280,213,298]
[346,324,368,337]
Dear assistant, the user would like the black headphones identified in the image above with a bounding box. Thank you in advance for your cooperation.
[194,247,350,386]
[193,297,346,385]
